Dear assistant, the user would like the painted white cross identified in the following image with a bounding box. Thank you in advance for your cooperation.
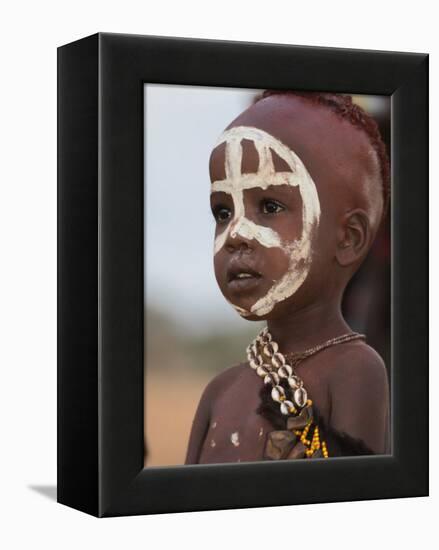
[211,126,321,317]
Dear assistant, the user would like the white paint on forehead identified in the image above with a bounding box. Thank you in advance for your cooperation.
[211,126,321,317]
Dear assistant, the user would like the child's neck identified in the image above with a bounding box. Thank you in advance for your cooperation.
[266,299,351,355]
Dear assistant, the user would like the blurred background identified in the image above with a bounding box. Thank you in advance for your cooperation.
[144,84,391,467]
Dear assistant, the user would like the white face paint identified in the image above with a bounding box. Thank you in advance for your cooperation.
[211,126,321,317]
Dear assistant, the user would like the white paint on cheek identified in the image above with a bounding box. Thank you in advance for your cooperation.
[250,239,311,317]
[226,299,252,317]
[211,126,321,317]
[253,158,321,316]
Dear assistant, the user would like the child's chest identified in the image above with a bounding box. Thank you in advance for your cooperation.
[197,390,275,464]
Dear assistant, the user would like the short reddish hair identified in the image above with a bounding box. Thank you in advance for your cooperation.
[257,90,391,221]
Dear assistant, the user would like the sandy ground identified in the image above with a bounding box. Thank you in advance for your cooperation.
[144,370,212,466]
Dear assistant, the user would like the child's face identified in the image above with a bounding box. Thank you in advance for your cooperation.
[209,95,381,320]
[210,126,320,318]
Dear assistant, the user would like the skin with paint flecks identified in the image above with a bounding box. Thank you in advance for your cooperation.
[230,432,240,447]
[185,94,390,465]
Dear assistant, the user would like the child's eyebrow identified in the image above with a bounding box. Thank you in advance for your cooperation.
[210,190,232,199]
[242,184,303,202]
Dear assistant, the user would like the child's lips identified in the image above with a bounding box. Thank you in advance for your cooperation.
[227,275,262,292]
[226,263,263,292]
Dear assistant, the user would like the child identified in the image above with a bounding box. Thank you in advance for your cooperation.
[185,91,390,464]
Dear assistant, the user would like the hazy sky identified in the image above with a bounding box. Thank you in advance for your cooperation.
[144,84,262,335]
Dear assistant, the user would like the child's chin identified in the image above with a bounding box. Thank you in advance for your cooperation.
[233,297,298,322]
[231,302,267,322]
[238,311,262,322]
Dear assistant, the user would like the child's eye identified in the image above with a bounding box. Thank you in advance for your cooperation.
[261,199,285,214]
[212,205,232,224]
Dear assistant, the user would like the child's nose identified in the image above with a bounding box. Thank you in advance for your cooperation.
[225,217,254,252]
[230,216,244,239]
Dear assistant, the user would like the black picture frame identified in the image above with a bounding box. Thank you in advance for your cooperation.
[57,32,428,517]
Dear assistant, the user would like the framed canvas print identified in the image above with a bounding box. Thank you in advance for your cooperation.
[58,33,428,517]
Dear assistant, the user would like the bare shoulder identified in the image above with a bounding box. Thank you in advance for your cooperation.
[194,362,250,418]
[202,362,250,400]
[328,340,388,391]
[326,341,390,454]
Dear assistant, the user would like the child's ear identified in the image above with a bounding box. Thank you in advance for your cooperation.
[335,209,372,267]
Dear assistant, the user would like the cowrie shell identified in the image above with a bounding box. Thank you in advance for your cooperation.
[294,387,308,408]
[264,372,280,385]
[271,385,286,402]
[278,365,293,378]
[280,400,295,415]
[256,365,269,377]
[271,352,286,368]
[288,375,301,390]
